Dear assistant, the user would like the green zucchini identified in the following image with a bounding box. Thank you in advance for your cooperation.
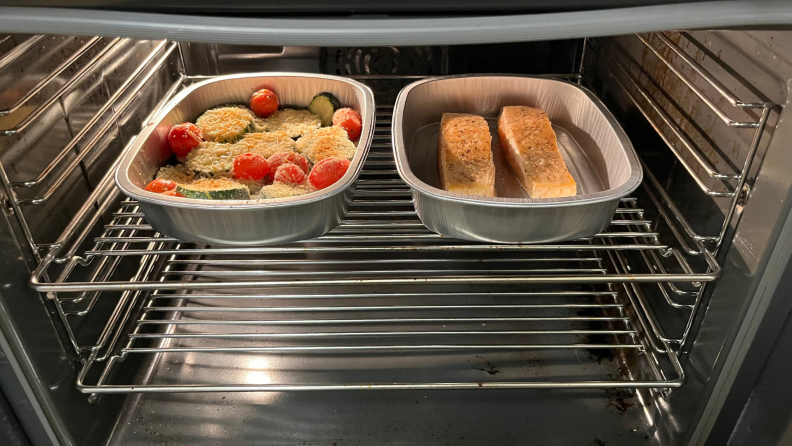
[176,179,250,200]
[195,106,256,143]
[309,92,341,127]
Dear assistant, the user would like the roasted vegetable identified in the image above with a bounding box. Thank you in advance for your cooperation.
[259,109,322,138]
[249,88,279,118]
[176,178,251,200]
[308,157,351,190]
[332,108,362,141]
[273,163,306,185]
[267,151,310,176]
[196,107,255,143]
[145,178,177,193]
[234,153,270,182]
[168,123,203,157]
[309,92,341,127]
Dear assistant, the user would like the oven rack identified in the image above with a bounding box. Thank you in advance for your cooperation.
[31,99,709,392]
[31,107,720,295]
[68,190,688,392]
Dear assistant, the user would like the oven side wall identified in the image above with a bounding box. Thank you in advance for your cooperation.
[0,209,125,446]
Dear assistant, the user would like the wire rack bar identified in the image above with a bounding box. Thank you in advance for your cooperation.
[17,42,178,205]
[1,37,124,136]
[0,36,103,117]
[0,35,44,73]
[140,304,626,312]
[144,291,619,300]
[593,41,736,194]
[129,330,638,339]
[11,39,173,189]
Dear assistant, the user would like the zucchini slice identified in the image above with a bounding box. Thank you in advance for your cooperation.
[176,178,251,200]
[196,106,255,143]
[309,92,341,127]
[260,109,322,138]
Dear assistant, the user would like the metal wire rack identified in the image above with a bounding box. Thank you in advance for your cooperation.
[0,34,750,393]
[31,96,716,392]
[577,32,775,352]
[67,168,693,392]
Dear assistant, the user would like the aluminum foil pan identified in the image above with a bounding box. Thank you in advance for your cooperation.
[116,73,375,245]
[393,74,642,243]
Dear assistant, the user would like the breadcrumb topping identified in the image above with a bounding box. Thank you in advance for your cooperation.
[186,142,247,173]
[296,126,357,163]
[196,107,254,143]
[259,182,315,199]
[236,131,296,158]
[260,109,321,138]
[156,164,196,184]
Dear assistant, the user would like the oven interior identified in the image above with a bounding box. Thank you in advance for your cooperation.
[0,31,786,445]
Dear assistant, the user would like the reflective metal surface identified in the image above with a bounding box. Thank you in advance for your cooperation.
[393,74,642,243]
[582,30,792,446]
[31,95,714,394]
[116,72,375,245]
[109,389,657,446]
[71,195,687,393]
[589,34,774,250]
[0,27,790,446]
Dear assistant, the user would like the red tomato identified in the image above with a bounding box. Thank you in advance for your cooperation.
[234,153,270,181]
[332,108,362,141]
[144,179,177,193]
[274,163,306,185]
[268,152,309,176]
[168,123,203,157]
[250,89,279,118]
[161,190,185,197]
[308,157,351,190]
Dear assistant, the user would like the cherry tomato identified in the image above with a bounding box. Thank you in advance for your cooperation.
[145,179,177,193]
[161,190,185,197]
[268,151,309,176]
[332,108,362,141]
[168,123,203,157]
[308,157,351,190]
[250,88,279,118]
[234,153,270,181]
[274,163,306,185]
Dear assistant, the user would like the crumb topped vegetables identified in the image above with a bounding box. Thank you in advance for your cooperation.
[144,90,360,201]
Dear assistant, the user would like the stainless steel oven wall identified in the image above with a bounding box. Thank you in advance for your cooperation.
[179,43,321,76]
[1,30,792,446]
[585,31,792,446]
[0,35,183,446]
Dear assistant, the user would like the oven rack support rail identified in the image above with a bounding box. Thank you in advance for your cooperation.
[585,33,774,252]
[581,32,774,351]
[0,36,182,262]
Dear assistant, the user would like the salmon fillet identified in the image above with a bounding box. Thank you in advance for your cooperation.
[497,106,576,198]
[437,113,495,197]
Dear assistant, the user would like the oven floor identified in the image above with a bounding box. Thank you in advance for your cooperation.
[109,388,657,445]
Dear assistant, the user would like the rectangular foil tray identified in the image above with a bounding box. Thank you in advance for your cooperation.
[392,74,642,243]
[116,73,375,245]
